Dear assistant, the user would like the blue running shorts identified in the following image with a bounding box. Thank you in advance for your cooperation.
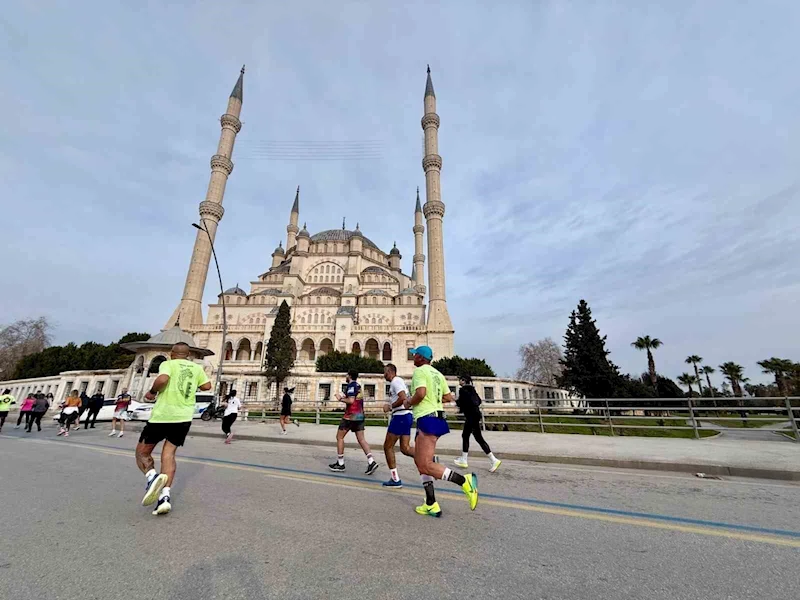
[387,413,413,436]
[415,414,450,437]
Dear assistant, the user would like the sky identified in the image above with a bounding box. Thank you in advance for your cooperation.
[2,1,798,385]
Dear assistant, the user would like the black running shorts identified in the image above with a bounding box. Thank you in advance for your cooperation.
[139,421,192,447]
[338,418,365,432]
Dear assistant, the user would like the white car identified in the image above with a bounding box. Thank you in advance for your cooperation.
[53,394,213,423]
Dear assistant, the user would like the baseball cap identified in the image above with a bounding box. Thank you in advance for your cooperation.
[410,345,433,360]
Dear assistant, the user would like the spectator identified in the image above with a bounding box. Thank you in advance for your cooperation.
[85,390,104,429]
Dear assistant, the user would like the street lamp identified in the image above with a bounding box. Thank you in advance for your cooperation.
[192,221,228,404]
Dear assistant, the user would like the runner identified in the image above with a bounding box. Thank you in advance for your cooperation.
[136,343,211,516]
[404,346,478,517]
[109,388,132,438]
[0,389,15,432]
[329,370,379,475]
[279,387,300,434]
[454,375,501,472]
[16,393,35,430]
[221,389,240,444]
[58,390,82,436]
[381,363,413,488]
[27,393,50,433]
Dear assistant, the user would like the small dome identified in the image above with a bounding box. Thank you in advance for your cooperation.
[389,242,400,256]
[223,285,247,296]
[363,289,391,296]
[398,287,420,295]
[147,326,198,347]
[258,288,282,295]
[297,223,310,238]
[272,243,285,256]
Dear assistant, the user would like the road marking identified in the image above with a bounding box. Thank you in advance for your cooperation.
[5,435,800,548]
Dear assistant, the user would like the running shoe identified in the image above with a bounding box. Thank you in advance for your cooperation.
[490,460,502,473]
[365,461,380,476]
[328,462,346,472]
[152,494,171,516]
[462,473,478,510]
[382,479,403,488]
[64,431,69,437]
[415,502,442,517]
[280,430,287,435]
[453,457,469,468]
[108,431,117,437]
[294,419,300,427]
[57,428,65,436]
[142,473,168,506]
[118,432,124,438]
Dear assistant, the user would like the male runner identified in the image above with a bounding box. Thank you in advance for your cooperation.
[404,346,478,517]
[381,364,412,488]
[136,343,211,516]
[109,388,132,438]
[329,370,379,475]
[0,389,15,432]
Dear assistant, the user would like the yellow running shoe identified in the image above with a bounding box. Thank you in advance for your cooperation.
[462,473,478,510]
[415,502,442,517]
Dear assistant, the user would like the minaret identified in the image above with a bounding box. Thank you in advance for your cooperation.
[165,66,244,329]
[421,66,453,352]
[286,186,300,250]
[413,187,426,288]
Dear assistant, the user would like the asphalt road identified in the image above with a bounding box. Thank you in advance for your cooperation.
[1,423,798,600]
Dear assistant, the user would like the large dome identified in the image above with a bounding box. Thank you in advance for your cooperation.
[310,229,379,250]
[146,326,198,346]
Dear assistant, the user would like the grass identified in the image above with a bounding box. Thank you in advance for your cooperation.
[695,411,790,429]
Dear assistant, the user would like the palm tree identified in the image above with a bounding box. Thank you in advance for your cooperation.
[757,357,794,397]
[700,365,716,400]
[677,373,699,398]
[685,355,704,395]
[632,336,663,394]
[719,362,745,397]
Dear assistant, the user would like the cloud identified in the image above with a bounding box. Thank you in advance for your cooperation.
[1,1,798,386]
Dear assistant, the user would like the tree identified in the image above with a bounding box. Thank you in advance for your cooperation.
[631,335,662,394]
[262,301,295,406]
[685,355,704,395]
[515,338,563,386]
[316,351,385,374]
[0,317,52,379]
[700,366,716,398]
[558,300,620,399]
[719,362,746,398]
[639,373,685,400]
[677,373,699,398]
[432,355,495,378]
[757,357,795,397]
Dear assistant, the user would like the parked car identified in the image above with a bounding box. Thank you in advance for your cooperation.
[52,396,117,423]
[53,394,213,423]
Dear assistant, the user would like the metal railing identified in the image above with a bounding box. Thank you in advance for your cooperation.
[240,397,800,442]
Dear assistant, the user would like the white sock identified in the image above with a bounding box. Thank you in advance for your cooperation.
[367,453,375,465]
[337,455,344,466]
[390,468,399,482]
[488,452,498,463]
[160,486,170,499]
[441,467,452,482]
[145,469,156,480]
[460,453,468,462]
[420,474,434,483]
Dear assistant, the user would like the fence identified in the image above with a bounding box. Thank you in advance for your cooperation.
[241,397,800,442]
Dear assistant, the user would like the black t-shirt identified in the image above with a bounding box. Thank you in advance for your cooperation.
[281,394,292,411]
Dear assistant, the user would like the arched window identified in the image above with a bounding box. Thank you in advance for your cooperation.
[352,341,361,355]
[313,314,319,324]
[382,342,392,361]
[253,341,263,362]
[300,338,316,361]
[365,338,379,360]
[148,355,168,374]
[290,338,298,359]
[319,338,333,356]
[224,341,233,361]
[236,339,252,361]
[382,297,387,305]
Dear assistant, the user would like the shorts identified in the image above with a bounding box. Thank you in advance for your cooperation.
[139,421,192,447]
[416,415,450,437]
[338,418,365,433]
[280,408,292,417]
[0,411,8,419]
[113,408,129,420]
[387,413,413,436]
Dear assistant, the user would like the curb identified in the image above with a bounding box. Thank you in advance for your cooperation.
[125,422,800,482]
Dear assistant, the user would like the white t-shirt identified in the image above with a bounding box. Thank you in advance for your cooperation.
[389,376,411,416]
[224,397,241,417]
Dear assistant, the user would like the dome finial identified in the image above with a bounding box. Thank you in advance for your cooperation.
[342,217,346,230]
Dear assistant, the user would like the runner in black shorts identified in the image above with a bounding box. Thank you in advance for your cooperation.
[329,371,379,474]
[279,387,300,434]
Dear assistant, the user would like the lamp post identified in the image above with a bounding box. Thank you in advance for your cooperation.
[192,221,228,404]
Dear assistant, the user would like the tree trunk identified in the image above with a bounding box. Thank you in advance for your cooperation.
[705,373,716,406]
[647,350,657,393]
[693,365,703,394]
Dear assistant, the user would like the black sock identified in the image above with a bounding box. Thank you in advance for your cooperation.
[446,470,466,486]
[423,481,436,505]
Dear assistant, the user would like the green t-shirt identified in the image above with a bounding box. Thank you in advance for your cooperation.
[0,394,15,411]
[150,359,210,424]
[410,364,447,419]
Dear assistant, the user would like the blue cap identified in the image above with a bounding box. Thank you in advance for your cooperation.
[410,345,433,360]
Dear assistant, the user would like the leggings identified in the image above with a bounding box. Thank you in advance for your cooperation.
[462,411,491,454]
[28,412,45,431]
[221,413,237,435]
[17,411,32,427]
[59,412,78,428]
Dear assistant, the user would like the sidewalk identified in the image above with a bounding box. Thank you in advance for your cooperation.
[127,418,800,481]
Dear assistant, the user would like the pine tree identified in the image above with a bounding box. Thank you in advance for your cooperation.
[262,301,295,408]
[558,300,619,399]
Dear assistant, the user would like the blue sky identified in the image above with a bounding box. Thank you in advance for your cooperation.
[2,1,798,384]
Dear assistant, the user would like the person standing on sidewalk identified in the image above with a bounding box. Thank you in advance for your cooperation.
[109,389,132,438]
[329,370,379,475]
[27,393,50,433]
[381,363,413,488]
[85,390,104,429]
[221,389,240,444]
[0,389,16,432]
[16,393,35,429]
[279,387,299,434]
[136,343,212,516]
[454,376,501,473]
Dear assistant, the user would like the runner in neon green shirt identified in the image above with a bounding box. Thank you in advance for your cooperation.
[135,343,212,516]
[0,389,16,432]
[403,346,478,517]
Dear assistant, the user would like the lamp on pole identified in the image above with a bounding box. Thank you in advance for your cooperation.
[192,221,228,404]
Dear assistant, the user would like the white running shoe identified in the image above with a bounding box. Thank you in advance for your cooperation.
[490,459,502,473]
[108,431,117,437]
[118,431,124,438]
[280,430,288,435]
[454,458,469,469]
[293,419,300,427]
[142,473,168,506]
[152,495,171,516]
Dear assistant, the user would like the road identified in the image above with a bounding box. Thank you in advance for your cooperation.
[1,424,798,600]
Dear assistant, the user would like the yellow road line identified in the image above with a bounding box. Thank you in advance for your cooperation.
[7,436,800,548]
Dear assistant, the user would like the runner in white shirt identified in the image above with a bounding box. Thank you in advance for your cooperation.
[221,390,241,444]
[381,363,413,488]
